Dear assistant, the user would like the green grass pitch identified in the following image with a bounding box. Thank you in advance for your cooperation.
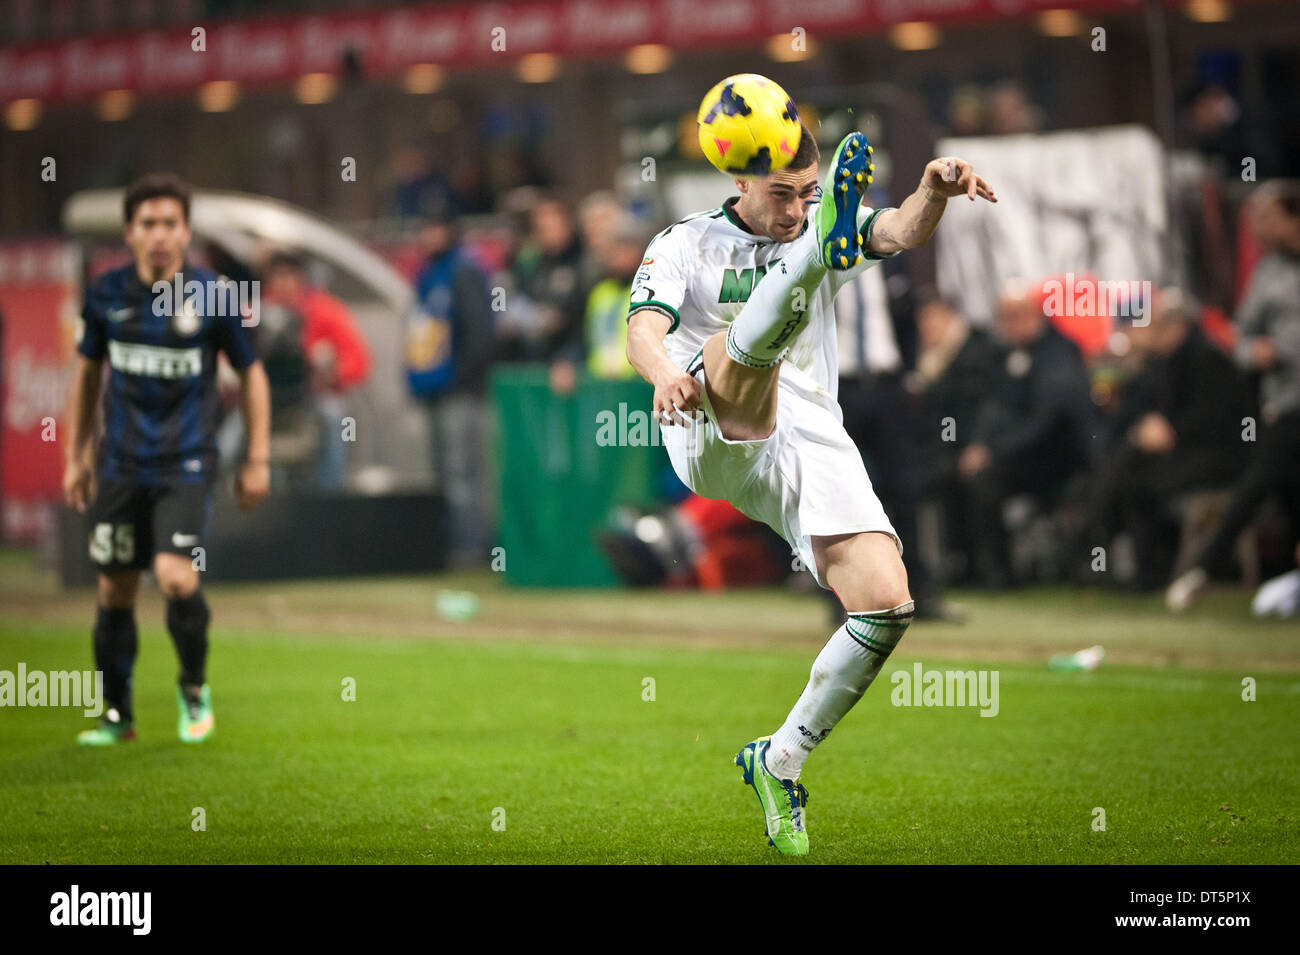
[1,555,1297,864]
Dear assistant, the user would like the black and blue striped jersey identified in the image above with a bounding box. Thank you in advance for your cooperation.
[77,263,257,485]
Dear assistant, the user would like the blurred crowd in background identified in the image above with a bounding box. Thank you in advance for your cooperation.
[14,99,1300,611]
[238,160,1298,616]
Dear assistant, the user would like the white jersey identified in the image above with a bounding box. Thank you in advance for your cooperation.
[634,197,904,581]
[628,197,890,406]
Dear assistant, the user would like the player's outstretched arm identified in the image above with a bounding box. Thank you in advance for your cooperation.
[235,360,272,510]
[868,157,997,256]
[61,356,103,513]
[627,308,702,427]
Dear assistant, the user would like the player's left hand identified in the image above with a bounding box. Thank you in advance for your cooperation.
[235,459,271,511]
[923,157,997,203]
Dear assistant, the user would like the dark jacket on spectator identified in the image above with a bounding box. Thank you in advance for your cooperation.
[510,236,588,364]
[1120,325,1249,490]
[414,246,495,398]
[975,323,1095,483]
[920,327,1000,483]
[925,328,999,445]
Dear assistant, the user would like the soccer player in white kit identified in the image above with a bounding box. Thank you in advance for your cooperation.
[626,124,996,855]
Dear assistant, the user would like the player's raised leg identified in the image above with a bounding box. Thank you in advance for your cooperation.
[704,132,875,440]
[156,552,214,743]
[77,571,141,746]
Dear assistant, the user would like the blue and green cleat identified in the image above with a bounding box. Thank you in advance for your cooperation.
[178,684,215,743]
[735,737,810,856]
[814,131,875,270]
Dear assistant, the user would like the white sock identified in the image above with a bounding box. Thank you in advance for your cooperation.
[725,229,826,368]
[766,601,914,780]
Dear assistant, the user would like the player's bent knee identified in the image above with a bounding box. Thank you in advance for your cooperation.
[849,586,911,615]
[870,576,912,613]
[157,574,199,600]
[816,531,911,610]
[154,557,199,599]
[97,572,139,609]
[861,543,911,610]
[832,559,910,612]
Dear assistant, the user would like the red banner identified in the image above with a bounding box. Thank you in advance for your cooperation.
[0,0,1167,105]
[0,241,81,542]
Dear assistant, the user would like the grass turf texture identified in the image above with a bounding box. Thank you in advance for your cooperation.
[1,553,1297,864]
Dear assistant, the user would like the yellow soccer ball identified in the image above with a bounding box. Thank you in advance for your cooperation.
[697,74,802,176]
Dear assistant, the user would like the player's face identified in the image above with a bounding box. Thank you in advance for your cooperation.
[736,164,820,243]
[124,197,190,280]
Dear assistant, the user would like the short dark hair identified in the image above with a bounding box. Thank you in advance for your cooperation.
[123,172,192,224]
[787,123,820,172]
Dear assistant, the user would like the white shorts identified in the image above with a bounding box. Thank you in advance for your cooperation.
[661,363,900,589]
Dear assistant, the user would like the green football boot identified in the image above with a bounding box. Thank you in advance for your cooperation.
[814,131,875,270]
[76,710,136,746]
[735,737,810,856]
[178,684,214,743]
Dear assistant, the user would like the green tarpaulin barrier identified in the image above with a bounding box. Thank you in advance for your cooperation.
[493,367,667,587]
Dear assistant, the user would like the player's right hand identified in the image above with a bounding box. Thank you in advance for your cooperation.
[652,370,703,427]
[62,460,94,514]
[235,459,271,511]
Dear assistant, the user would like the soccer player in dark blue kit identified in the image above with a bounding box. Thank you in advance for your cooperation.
[62,173,272,745]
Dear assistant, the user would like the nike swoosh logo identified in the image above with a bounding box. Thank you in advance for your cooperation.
[171,533,200,548]
[107,307,134,322]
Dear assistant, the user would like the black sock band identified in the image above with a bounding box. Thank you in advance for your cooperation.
[93,607,138,722]
[166,590,210,688]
